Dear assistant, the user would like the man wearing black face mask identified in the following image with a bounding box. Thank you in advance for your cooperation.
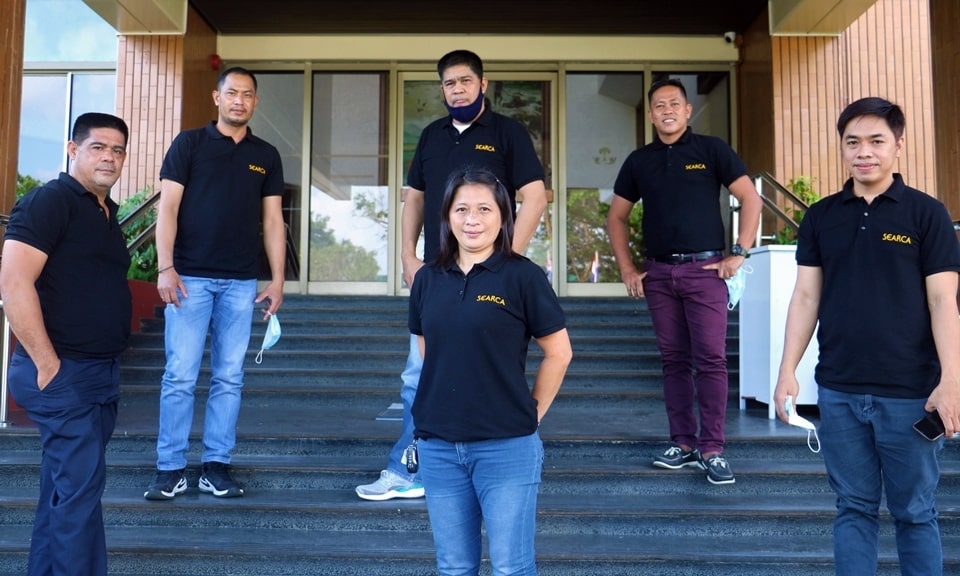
[355,49,547,501]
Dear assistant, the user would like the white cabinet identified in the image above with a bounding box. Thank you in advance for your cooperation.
[738,245,819,419]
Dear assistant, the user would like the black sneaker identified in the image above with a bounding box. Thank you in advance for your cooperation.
[144,468,187,500]
[199,461,244,497]
[701,453,736,485]
[652,445,702,470]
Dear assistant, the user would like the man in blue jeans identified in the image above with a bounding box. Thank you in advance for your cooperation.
[145,67,286,500]
[775,97,960,575]
[1,112,132,576]
[355,49,547,500]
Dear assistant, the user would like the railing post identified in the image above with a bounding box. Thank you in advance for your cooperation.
[0,301,10,428]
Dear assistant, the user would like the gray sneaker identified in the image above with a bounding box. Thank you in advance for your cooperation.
[144,468,187,500]
[355,469,425,501]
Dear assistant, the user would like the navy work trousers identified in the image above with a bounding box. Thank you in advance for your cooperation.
[8,351,121,576]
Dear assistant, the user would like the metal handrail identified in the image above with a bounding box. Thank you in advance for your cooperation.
[752,171,811,244]
[0,213,7,425]
[0,302,9,428]
[120,192,160,254]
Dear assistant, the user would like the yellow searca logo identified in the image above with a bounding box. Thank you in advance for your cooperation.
[476,294,506,306]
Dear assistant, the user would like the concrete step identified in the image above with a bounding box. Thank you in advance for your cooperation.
[118,348,722,372]
[123,333,741,353]
[0,525,953,576]
[2,486,958,536]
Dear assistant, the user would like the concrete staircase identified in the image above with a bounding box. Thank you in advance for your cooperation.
[0,295,957,575]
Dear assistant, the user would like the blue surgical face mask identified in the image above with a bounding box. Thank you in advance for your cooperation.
[724,264,752,310]
[255,314,281,364]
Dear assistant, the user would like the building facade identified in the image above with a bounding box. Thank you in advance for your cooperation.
[2,0,957,297]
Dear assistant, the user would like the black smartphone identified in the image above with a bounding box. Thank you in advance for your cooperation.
[913,410,946,441]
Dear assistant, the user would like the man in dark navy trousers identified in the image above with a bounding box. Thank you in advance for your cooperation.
[1,112,133,576]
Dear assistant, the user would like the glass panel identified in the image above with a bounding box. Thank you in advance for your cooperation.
[25,0,118,63]
[651,72,730,140]
[401,78,552,282]
[69,73,117,132]
[18,75,68,183]
[246,73,304,282]
[310,73,389,282]
[564,72,644,283]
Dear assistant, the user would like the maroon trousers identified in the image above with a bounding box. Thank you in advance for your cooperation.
[643,256,729,455]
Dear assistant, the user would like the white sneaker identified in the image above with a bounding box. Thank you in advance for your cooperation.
[355,469,425,501]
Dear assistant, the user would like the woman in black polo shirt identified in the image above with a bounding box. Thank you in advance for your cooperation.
[409,167,572,576]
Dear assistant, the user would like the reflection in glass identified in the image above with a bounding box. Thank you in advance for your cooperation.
[311,73,389,282]
[18,75,69,182]
[70,73,117,134]
[247,73,304,282]
[564,73,644,283]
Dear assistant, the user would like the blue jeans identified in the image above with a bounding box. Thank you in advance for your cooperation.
[8,352,120,576]
[386,334,421,482]
[643,256,729,455]
[817,387,943,576]
[418,432,543,576]
[156,276,257,470]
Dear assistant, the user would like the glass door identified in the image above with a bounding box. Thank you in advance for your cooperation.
[397,71,557,292]
[561,69,731,296]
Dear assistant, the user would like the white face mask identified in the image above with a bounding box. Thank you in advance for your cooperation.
[724,264,752,311]
[255,313,281,364]
[785,396,820,453]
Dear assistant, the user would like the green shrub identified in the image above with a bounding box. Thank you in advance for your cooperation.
[776,176,820,244]
[117,188,158,281]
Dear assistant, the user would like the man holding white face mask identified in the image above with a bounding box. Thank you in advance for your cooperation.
[145,67,286,501]
[775,97,960,575]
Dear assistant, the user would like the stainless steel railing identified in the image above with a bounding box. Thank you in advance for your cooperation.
[0,300,10,428]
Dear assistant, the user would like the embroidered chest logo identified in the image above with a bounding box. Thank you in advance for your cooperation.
[476,294,506,306]
[248,164,266,175]
[881,233,912,245]
[475,144,496,153]
[685,163,707,171]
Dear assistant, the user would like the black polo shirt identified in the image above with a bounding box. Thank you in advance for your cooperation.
[797,174,960,398]
[409,253,566,442]
[407,108,544,263]
[4,173,132,358]
[160,122,284,279]
[613,128,748,258]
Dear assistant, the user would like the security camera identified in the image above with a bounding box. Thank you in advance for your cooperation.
[724,31,737,44]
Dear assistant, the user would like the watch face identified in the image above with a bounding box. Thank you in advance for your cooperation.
[731,244,744,256]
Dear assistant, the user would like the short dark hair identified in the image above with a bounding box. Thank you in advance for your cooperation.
[837,97,905,140]
[71,112,129,147]
[437,50,483,80]
[435,167,515,269]
[648,78,687,104]
[217,66,258,92]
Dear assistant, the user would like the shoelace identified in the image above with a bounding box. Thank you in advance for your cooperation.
[707,457,728,469]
